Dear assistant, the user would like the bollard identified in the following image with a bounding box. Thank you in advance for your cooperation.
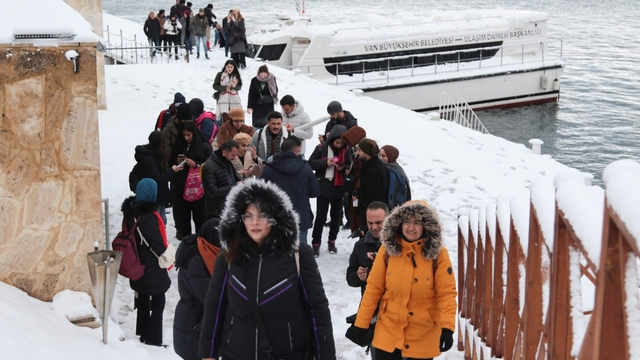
[529,138,544,154]
[86,249,122,344]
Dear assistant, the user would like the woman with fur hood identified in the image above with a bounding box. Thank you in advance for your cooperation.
[199,179,336,360]
[352,200,457,360]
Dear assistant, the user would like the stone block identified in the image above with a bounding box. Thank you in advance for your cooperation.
[23,179,65,229]
[4,150,38,196]
[55,222,83,258]
[4,76,45,149]
[0,197,21,248]
[39,147,60,177]
[0,228,53,276]
[71,171,102,223]
[60,97,100,170]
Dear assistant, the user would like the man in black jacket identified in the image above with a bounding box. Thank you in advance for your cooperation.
[346,201,389,294]
[353,138,389,232]
[321,100,358,142]
[143,11,162,57]
[201,140,242,218]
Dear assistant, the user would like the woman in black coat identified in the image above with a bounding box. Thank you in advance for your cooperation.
[122,178,171,346]
[170,121,213,238]
[174,218,221,360]
[134,131,183,225]
[199,179,336,360]
[247,64,278,130]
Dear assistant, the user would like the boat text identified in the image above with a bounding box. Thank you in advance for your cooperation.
[464,29,543,43]
[364,37,454,52]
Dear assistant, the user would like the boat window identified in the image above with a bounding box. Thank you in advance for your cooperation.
[257,44,287,61]
[245,44,261,59]
[323,42,502,76]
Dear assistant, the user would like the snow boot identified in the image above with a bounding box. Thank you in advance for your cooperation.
[313,244,320,258]
[328,240,337,254]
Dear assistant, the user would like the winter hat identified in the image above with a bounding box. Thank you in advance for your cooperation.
[148,130,164,149]
[189,98,205,118]
[232,6,241,12]
[233,133,252,144]
[158,9,165,15]
[358,138,379,158]
[381,145,399,163]
[177,103,193,121]
[187,2,193,7]
[227,108,245,121]
[173,92,186,107]
[199,218,222,247]
[341,126,366,147]
[198,8,204,13]
[135,178,158,204]
[326,100,343,114]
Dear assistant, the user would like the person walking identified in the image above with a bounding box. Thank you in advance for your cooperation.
[214,108,255,149]
[199,178,336,360]
[213,60,243,120]
[308,125,352,257]
[157,9,167,53]
[353,139,389,233]
[164,13,183,60]
[191,8,210,59]
[226,7,247,68]
[143,11,162,58]
[247,65,278,130]
[173,218,222,360]
[379,144,412,203]
[280,94,313,157]
[201,139,242,219]
[121,179,171,347]
[352,200,457,360]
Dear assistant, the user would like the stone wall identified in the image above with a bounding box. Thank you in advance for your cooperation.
[0,45,103,301]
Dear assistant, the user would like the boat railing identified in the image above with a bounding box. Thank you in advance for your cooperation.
[284,39,563,86]
[438,92,489,134]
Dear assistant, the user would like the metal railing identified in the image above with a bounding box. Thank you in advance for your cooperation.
[438,92,489,134]
[281,39,563,86]
[103,25,192,64]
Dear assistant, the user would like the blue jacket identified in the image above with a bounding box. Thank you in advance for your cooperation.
[261,151,319,230]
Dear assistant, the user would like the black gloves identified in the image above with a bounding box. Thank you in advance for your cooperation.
[439,328,454,352]
[353,326,371,347]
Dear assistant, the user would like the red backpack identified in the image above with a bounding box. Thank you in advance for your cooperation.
[195,111,220,143]
[112,219,145,280]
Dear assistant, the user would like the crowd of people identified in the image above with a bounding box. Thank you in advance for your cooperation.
[123,29,458,356]
[143,0,247,65]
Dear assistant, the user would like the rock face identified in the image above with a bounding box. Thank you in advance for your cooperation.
[0,45,102,301]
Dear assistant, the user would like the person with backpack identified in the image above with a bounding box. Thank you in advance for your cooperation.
[121,178,172,347]
[353,139,389,233]
[189,98,219,143]
[170,121,213,239]
[155,92,186,131]
[198,178,336,360]
[379,145,411,209]
[132,131,184,225]
[351,200,457,360]
[173,218,221,360]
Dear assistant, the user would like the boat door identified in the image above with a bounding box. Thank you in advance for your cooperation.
[291,37,310,72]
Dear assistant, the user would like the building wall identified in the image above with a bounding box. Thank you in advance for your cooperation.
[0,45,103,301]
[63,0,107,110]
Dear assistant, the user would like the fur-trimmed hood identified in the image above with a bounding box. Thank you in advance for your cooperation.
[219,178,300,254]
[381,200,443,260]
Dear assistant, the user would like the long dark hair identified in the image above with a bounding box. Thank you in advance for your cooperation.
[220,59,243,88]
[170,120,208,163]
[147,131,169,170]
[225,197,279,262]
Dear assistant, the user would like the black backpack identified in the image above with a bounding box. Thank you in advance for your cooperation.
[387,166,408,210]
[128,163,142,193]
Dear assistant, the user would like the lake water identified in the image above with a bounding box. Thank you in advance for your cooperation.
[103,0,640,185]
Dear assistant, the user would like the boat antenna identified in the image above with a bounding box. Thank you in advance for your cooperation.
[296,0,305,15]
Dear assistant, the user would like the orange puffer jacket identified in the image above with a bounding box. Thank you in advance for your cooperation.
[354,201,457,359]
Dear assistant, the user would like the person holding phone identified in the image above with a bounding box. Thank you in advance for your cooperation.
[225,7,247,68]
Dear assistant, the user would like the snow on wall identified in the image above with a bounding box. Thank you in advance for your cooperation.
[603,159,640,250]
[486,202,497,247]
[510,189,531,257]
[497,194,511,251]
[469,209,479,245]
[478,207,487,247]
[555,168,604,269]
[458,208,469,245]
[624,255,640,360]
[530,175,556,248]
[569,248,587,356]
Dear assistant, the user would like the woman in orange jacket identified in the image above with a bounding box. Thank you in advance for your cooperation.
[353,200,457,360]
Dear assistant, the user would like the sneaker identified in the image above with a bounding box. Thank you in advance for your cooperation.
[174,55,179,60]
[205,54,209,59]
[176,230,184,240]
[328,240,337,254]
[197,53,200,59]
[312,244,320,258]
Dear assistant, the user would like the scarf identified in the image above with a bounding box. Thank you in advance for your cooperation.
[258,73,278,103]
[153,211,173,270]
[220,72,238,95]
[324,144,345,186]
[197,236,220,276]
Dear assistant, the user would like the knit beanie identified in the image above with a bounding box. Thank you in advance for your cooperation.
[358,138,379,158]
[177,103,193,121]
[326,101,343,114]
[199,218,221,247]
[135,178,158,204]
[227,108,245,121]
[381,145,399,163]
[173,92,185,107]
[233,133,252,144]
[340,126,366,147]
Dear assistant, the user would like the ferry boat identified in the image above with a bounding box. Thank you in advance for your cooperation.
[246,9,565,112]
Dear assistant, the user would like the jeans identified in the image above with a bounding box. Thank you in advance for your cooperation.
[147,37,160,57]
[299,229,308,245]
[195,36,208,55]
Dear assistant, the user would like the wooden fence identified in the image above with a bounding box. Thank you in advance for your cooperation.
[457,163,640,360]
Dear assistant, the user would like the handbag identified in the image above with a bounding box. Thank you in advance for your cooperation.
[183,166,204,202]
[213,91,220,100]
[258,93,273,105]
[136,228,176,269]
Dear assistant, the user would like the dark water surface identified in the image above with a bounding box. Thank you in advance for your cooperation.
[103,0,640,185]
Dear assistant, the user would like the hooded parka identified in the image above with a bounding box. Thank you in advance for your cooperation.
[354,201,457,359]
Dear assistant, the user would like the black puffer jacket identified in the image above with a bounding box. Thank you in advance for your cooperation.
[356,156,389,227]
[324,110,357,137]
[308,125,353,200]
[128,200,171,296]
[201,150,241,217]
[346,231,381,295]
[134,145,174,206]
[199,179,336,360]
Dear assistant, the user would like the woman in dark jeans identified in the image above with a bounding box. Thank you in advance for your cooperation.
[169,121,213,239]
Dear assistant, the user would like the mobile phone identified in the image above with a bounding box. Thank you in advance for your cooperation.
[178,159,187,167]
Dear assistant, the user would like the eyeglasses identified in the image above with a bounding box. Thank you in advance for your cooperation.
[241,213,273,225]
[402,219,423,227]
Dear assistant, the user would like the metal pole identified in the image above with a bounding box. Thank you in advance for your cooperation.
[521,44,524,64]
[120,30,123,59]
[479,49,482,69]
[457,52,460,72]
[103,198,110,250]
[387,59,389,82]
[501,45,503,66]
[435,54,437,74]
[362,61,365,83]
[411,56,414,77]
[336,65,339,86]
[102,263,109,344]
[106,25,110,47]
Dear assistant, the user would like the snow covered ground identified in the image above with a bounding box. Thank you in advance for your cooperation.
[0,13,576,360]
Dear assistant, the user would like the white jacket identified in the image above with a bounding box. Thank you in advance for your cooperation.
[283,101,313,155]
[164,18,182,36]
